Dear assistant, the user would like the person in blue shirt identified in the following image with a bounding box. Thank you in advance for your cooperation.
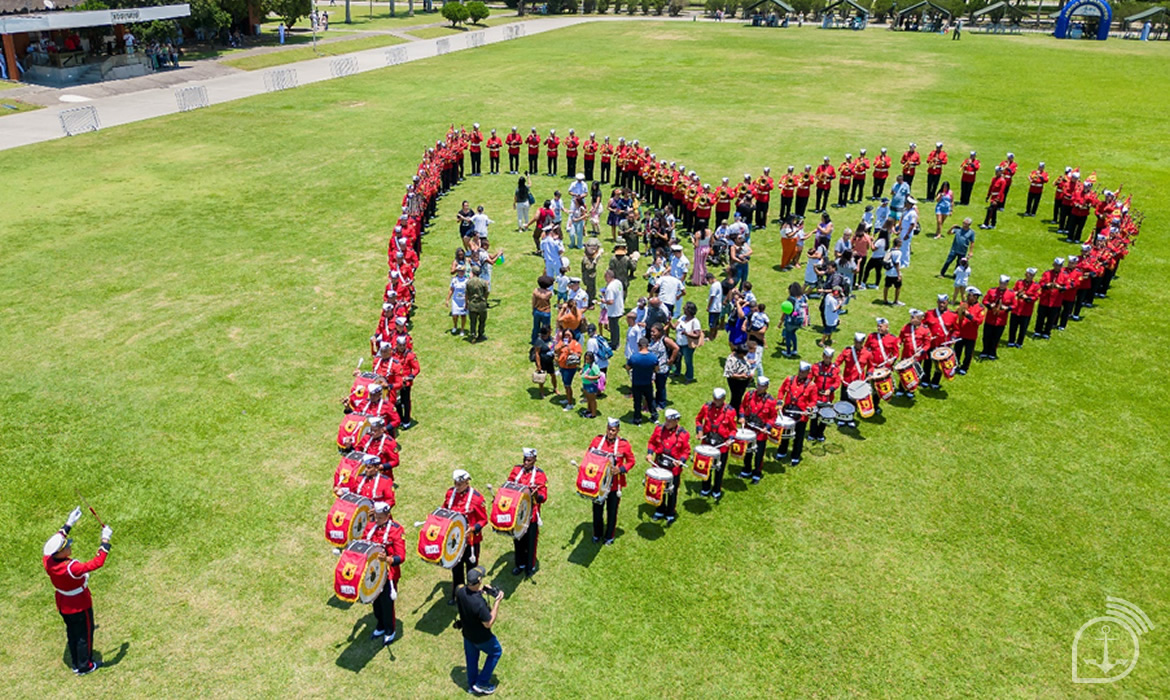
[625,337,659,424]
[888,175,910,219]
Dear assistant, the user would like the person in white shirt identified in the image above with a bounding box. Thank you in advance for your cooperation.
[602,269,625,347]
[668,245,690,281]
[569,278,589,311]
[551,191,566,227]
[540,230,564,279]
[624,310,645,361]
[874,199,890,232]
[899,199,919,268]
[705,272,723,340]
[673,301,703,382]
[471,206,492,238]
[568,173,588,201]
[726,212,750,243]
[655,272,685,317]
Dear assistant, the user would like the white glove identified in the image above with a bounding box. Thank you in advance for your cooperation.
[101,525,113,540]
[66,506,83,527]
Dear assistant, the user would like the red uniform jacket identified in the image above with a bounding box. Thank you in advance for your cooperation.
[901,150,920,176]
[925,308,959,348]
[695,401,738,453]
[739,390,779,431]
[778,375,817,423]
[588,435,636,489]
[1012,280,1041,316]
[355,471,395,509]
[899,323,932,360]
[1039,269,1068,307]
[957,303,986,340]
[1028,170,1049,193]
[361,396,401,428]
[361,520,405,583]
[983,288,1015,326]
[469,130,483,153]
[505,133,522,155]
[507,465,548,522]
[44,530,109,614]
[583,138,598,161]
[873,154,891,180]
[600,143,614,163]
[443,487,488,546]
[1062,269,1083,302]
[357,432,400,473]
[544,135,560,156]
[809,362,842,402]
[961,158,981,183]
[779,174,797,197]
[647,425,692,475]
[753,176,773,202]
[525,133,541,154]
[815,164,836,190]
[838,162,853,185]
[999,160,1018,183]
[926,149,947,175]
[388,350,420,389]
[565,135,579,157]
[487,135,502,155]
[836,346,873,384]
[986,176,1008,205]
[866,332,900,368]
[796,173,813,196]
[853,157,870,179]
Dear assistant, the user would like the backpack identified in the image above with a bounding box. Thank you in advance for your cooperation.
[594,335,614,360]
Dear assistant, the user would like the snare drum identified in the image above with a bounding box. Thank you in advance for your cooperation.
[643,467,674,507]
[692,444,720,479]
[325,492,374,547]
[832,401,856,426]
[416,508,468,568]
[337,413,373,450]
[817,404,838,424]
[575,448,614,502]
[895,358,921,391]
[872,368,895,400]
[489,481,533,540]
[729,428,757,457]
[931,346,957,380]
[771,415,796,443]
[847,380,875,418]
[334,539,386,603]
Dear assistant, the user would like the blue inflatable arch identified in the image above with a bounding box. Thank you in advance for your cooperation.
[1055,0,1113,40]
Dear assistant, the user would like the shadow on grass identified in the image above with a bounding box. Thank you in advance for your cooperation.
[636,520,665,541]
[682,496,711,515]
[335,610,381,672]
[412,581,456,636]
[563,521,599,568]
[66,640,129,672]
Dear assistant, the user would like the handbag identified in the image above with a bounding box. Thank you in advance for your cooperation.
[532,371,547,384]
[598,372,607,393]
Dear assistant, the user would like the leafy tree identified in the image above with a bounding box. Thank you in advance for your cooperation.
[441,0,470,25]
[466,0,490,22]
[188,0,234,33]
[668,0,684,15]
[264,0,311,27]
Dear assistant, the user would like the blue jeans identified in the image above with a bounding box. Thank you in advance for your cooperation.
[464,635,502,690]
[673,345,695,380]
[782,326,798,354]
[733,262,749,287]
[571,221,585,248]
[532,309,550,345]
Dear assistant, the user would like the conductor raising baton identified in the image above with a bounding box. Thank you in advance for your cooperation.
[42,503,113,675]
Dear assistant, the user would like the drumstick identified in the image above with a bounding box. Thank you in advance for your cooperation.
[74,488,105,528]
[413,521,426,527]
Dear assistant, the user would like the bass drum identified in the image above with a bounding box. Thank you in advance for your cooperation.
[334,540,387,604]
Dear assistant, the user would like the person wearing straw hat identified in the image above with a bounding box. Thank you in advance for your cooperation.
[508,448,547,577]
[43,507,112,675]
[361,501,405,646]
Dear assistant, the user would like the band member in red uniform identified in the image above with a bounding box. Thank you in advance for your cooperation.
[362,383,401,432]
[851,148,869,203]
[1058,255,1083,330]
[867,317,899,374]
[564,129,579,177]
[589,418,635,544]
[923,294,958,388]
[388,338,420,429]
[354,452,395,510]
[646,409,692,520]
[1066,182,1094,243]
[871,147,891,200]
[1034,257,1067,339]
[954,287,985,374]
[468,123,484,176]
[443,470,488,598]
[925,142,947,201]
[777,165,797,220]
[505,126,522,174]
[544,129,560,176]
[1008,267,1040,348]
[714,177,734,227]
[777,363,816,466]
[981,166,1008,229]
[900,142,920,191]
[1024,162,1048,217]
[694,388,737,499]
[795,165,813,218]
[361,502,405,645]
[836,332,873,426]
[486,128,503,175]
[897,309,931,398]
[43,507,112,675]
[1073,246,1097,320]
[998,152,1018,206]
[737,377,777,482]
[836,155,853,208]
[753,168,773,228]
[599,136,614,183]
[1050,166,1071,224]
[814,156,835,213]
[509,448,547,576]
[694,184,715,233]
[959,150,980,206]
[582,132,598,181]
[525,127,541,175]
[980,275,1014,359]
[356,417,400,478]
[808,349,841,442]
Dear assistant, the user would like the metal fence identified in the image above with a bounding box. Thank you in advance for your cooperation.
[330,56,359,78]
[435,38,450,55]
[385,46,408,66]
[263,68,299,92]
[58,105,100,136]
[175,85,210,112]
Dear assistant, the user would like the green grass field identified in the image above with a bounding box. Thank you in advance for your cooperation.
[1,22,1168,697]
[221,34,408,70]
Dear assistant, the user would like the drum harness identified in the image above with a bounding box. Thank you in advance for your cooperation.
[515,466,544,526]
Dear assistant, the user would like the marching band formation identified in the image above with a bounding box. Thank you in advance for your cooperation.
[321,126,1140,660]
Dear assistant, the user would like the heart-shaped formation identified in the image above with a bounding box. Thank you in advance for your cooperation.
[324,125,1144,618]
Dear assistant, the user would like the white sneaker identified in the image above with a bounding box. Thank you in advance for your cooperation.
[371,628,385,639]
[383,630,396,645]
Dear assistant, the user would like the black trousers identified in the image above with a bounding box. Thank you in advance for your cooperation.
[960,180,974,206]
[457,154,465,180]
[1069,214,1088,242]
[809,413,829,440]
[1074,287,1091,317]
[600,161,611,182]
[1008,313,1031,346]
[923,357,940,386]
[452,542,480,590]
[1026,191,1041,216]
[1052,197,1062,222]
[981,324,1006,357]
[861,256,884,286]
[508,153,519,172]
[837,183,849,206]
[547,155,557,175]
[703,451,729,493]
[727,377,751,412]
[527,153,538,174]
[755,200,769,228]
[1001,182,1012,205]
[904,173,916,190]
[61,608,95,671]
[566,156,577,176]
[654,372,668,409]
[1035,305,1060,336]
[592,491,620,540]
[1058,204,1071,231]
[926,173,941,200]
[396,385,413,425]
[983,203,999,228]
[815,188,830,211]
[372,581,396,633]
[715,210,731,228]
[585,160,595,181]
[794,195,809,217]
[739,436,768,475]
[778,420,807,460]
[779,195,793,220]
[851,179,865,202]
[655,473,681,517]
[489,154,500,174]
[470,151,482,175]
[872,178,887,199]
[1059,300,1075,329]
[469,309,487,338]
[955,337,976,370]
[631,383,655,421]
[513,522,539,570]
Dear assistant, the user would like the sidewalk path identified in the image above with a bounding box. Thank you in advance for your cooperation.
[0,16,679,152]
